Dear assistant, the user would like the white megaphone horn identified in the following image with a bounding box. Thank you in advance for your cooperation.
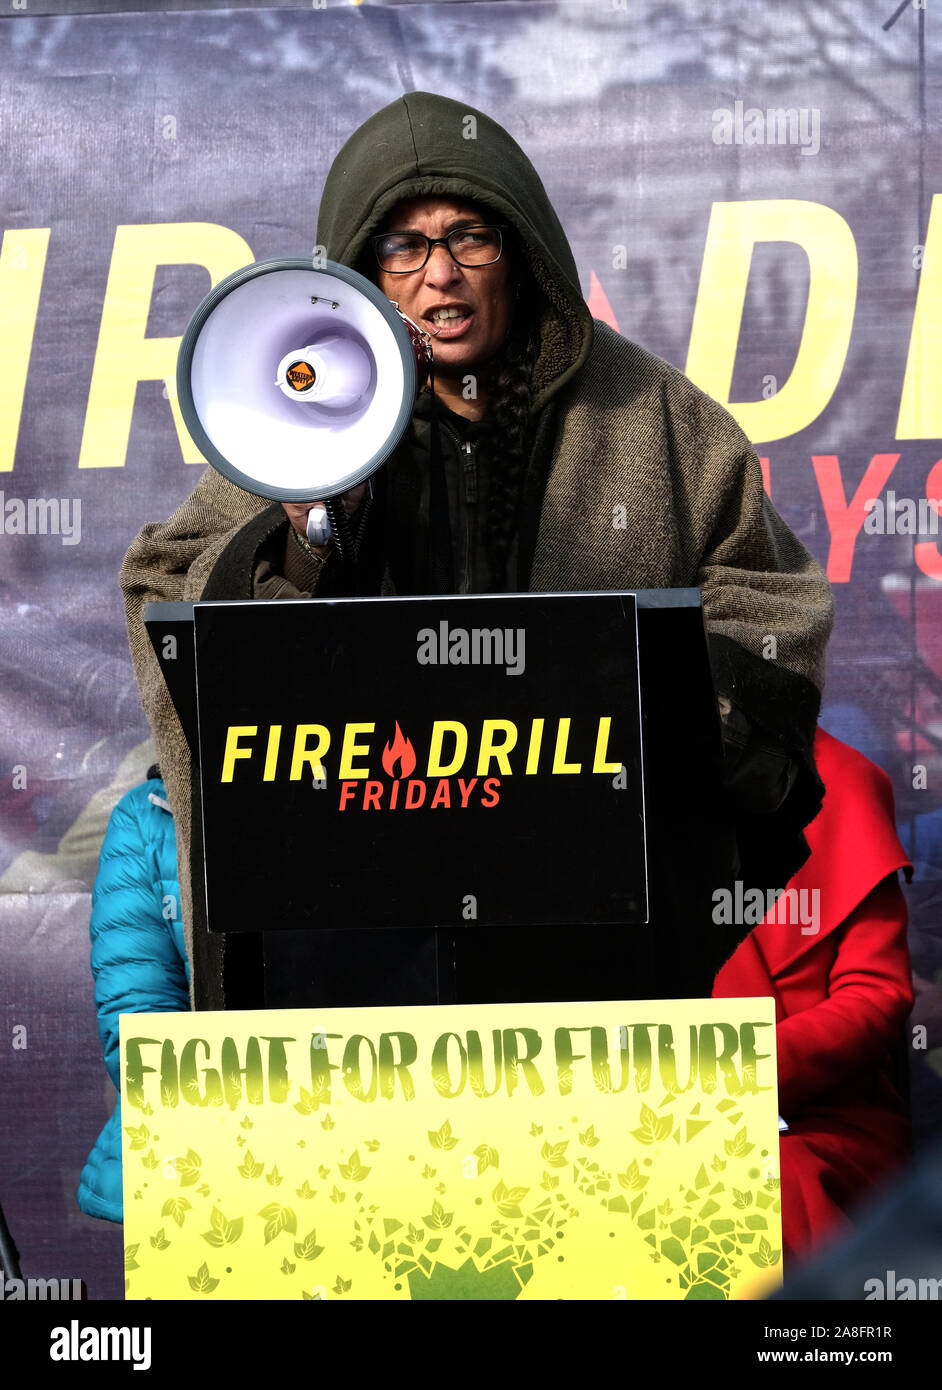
[176,256,433,561]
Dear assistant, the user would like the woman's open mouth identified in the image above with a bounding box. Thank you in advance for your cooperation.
[425,307,473,339]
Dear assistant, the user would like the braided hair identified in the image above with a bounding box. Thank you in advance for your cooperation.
[474,258,542,589]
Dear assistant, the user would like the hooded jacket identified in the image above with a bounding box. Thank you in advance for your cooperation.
[119,91,834,1008]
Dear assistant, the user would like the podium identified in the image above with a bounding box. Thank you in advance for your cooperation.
[128,591,785,1303]
[146,589,739,1010]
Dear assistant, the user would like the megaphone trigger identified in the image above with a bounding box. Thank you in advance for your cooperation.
[305,503,331,548]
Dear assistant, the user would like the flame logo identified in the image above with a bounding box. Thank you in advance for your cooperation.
[381,721,416,779]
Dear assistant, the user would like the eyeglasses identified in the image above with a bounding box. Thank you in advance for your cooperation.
[369,224,507,274]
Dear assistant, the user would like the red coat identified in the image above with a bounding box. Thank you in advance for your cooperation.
[713,728,914,1268]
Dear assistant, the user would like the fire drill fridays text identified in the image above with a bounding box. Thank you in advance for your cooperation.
[125,1021,773,1111]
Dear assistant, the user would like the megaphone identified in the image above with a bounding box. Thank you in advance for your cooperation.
[176,256,433,561]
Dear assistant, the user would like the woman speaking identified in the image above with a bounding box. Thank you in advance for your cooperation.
[120,91,833,1009]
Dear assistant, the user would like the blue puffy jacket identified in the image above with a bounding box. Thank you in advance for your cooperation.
[77,775,189,1222]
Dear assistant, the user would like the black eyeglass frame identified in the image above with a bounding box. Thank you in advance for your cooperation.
[368,223,510,274]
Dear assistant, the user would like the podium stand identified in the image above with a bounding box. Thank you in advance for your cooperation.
[128,591,785,1303]
[146,589,739,1010]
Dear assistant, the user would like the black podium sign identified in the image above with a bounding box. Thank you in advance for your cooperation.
[193,593,647,933]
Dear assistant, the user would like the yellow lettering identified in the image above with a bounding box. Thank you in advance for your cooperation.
[427,720,468,776]
[0,229,50,473]
[476,719,517,776]
[525,717,544,774]
[262,725,282,782]
[898,192,942,438]
[221,726,257,782]
[552,718,581,774]
[78,222,254,469]
[338,722,375,779]
[290,725,329,780]
[592,716,621,773]
[685,200,857,442]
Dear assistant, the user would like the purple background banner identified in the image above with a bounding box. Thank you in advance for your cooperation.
[1,0,941,1298]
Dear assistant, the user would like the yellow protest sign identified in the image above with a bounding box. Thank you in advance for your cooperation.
[120,999,781,1300]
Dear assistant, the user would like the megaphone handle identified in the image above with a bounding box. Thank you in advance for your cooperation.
[353,488,374,548]
[325,496,354,562]
[324,480,374,563]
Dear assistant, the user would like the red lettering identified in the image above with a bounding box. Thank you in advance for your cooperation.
[457,777,478,808]
[404,779,426,809]
[758,456,771,497]
[362,780,382,810]
[480,777,501,807]
[915,458,942,579]
[430,779,451,809]
[812,452,899,582]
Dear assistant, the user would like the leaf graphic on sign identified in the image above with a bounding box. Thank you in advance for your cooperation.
[540,1140,569,1168]
[733,1188,753,1208]
[631,1104,673,1144]
[161,1197,191,1228]
[338,1150,370,1182]
[333,1276,352,1295]
[749,1236,780,1268]
[124,1123,150,1151]
[296,1180,316,1200]
[281,1257,296,1275]
[175,1147,202,1186]
[617,1160,649,1191]
[257,1203,298,1245]
[423,1200,454,1230]
[428,1121,459,1151]
[529,1123,543,1137]
[149,1228,170,1251]
[294,1229,325,1261]
[187,1261,219,1294]
[473,1144,499,1175]
[124,1243,140,1271]
[329,1186,346,1204]
[201,1208,243,1247]
[492,1180,530,1218]
[266,1165,284,1187]
[141,1149,159,1170]
[293,1087,319,1116]
[237,1149,264,1179]
[724,1127,755,1158]
[407,1223,425,1244]
[540,1172,559,1191]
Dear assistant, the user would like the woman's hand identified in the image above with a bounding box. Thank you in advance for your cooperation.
[281,484,369,557]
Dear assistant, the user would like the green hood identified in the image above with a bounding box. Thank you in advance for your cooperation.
[316,90,594,413]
